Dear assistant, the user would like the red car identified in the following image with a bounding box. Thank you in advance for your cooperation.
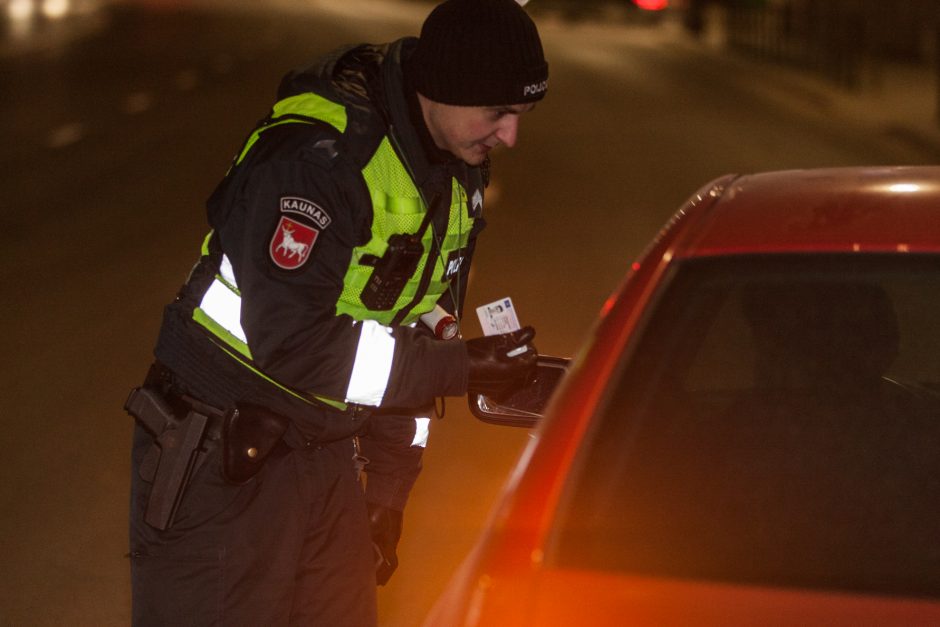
[425,166,940,626]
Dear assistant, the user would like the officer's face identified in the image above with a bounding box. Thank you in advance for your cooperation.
[419,94,535,166]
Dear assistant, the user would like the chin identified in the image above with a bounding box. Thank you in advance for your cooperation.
[461,151,487,166]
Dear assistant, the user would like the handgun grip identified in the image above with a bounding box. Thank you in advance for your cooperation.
[124,387,176,436]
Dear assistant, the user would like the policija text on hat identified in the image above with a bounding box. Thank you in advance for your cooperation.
[123,0,548,624]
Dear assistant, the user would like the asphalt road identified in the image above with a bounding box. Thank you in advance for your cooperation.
[2,1,938,625]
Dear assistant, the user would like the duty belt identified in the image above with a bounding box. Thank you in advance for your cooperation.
[125,363,289,530]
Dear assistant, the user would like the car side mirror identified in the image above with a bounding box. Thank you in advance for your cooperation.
[468,355,570,428]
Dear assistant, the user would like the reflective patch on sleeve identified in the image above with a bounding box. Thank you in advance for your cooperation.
[411,417,430,448]
[219,254,238,288]
[345,320,396,406]
[200,278,248,343]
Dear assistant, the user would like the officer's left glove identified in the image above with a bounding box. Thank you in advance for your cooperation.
[368,502,403,586]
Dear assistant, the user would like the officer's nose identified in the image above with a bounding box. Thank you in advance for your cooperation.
[495,116,520,148]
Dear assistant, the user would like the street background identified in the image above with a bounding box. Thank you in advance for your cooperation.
[2,0,940,625]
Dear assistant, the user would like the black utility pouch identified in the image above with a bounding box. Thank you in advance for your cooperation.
[222,403,290,484]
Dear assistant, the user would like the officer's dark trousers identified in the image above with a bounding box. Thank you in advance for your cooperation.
[129,424,377,626]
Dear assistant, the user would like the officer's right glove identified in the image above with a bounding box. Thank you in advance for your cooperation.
[466,326,538,399]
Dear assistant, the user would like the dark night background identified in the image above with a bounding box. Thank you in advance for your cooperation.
[2,0,940,624]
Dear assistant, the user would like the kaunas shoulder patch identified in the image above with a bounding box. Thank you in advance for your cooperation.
[280,196,332,229]
[269,196,332,270]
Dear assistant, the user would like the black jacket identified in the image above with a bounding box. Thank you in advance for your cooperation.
[207,39,484,409]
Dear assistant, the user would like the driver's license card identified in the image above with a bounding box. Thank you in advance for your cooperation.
[476,297,521,336]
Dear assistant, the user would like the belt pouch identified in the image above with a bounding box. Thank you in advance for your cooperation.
[222,403,290,484]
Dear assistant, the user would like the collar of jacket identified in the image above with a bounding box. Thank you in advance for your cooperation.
[378,38,461,190]
[276,39,466,189]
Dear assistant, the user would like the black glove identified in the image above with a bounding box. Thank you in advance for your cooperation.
[466,326,538,399]
[368,502,403,586]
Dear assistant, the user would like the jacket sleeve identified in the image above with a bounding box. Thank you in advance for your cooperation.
[220,142,469,408]
[358,408,431,511]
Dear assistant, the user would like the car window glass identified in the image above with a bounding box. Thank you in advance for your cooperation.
[552,255,940,600]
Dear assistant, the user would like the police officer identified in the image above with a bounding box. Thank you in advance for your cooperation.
[126,0,548,624]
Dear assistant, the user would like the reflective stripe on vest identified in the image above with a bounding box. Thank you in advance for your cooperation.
[412,416,430,448]
[234,93,348,167]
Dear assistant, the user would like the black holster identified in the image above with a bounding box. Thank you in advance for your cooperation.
[221,403,290,484]
[124,386,219,530]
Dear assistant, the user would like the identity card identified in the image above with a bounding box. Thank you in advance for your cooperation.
[476,297,521,336]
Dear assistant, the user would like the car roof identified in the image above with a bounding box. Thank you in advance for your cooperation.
[674,166,940,258]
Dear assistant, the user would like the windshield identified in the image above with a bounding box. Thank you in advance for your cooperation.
[552,255,940,599]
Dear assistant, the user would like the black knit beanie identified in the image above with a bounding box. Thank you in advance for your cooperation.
[409,0,548,107]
